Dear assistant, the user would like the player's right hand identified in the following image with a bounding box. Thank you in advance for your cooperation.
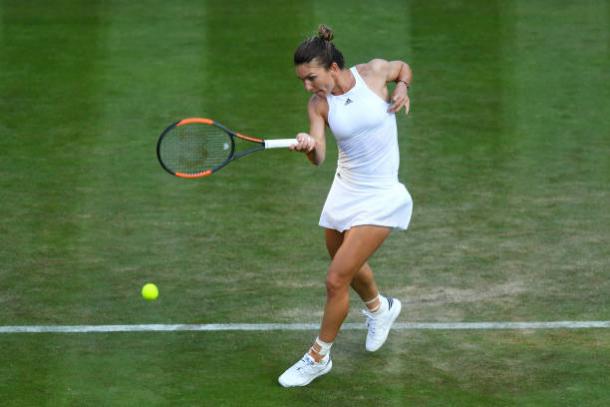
[290,132,316,153]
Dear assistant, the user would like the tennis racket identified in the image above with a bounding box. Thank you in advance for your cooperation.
[156,118,297,178]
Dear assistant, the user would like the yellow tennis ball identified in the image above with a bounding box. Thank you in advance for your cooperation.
[141,283,159,301]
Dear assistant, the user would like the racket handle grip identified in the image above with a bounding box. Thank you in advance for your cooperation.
[264,138,297,149]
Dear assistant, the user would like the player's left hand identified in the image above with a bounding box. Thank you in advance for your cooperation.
[388,83,410,115]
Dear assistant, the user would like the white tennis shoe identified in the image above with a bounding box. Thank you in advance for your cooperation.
[363,296,402,352]
[278,353,332,387]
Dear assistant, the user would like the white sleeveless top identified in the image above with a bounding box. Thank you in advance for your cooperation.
[327,66,399,186]
[319,66,413,232]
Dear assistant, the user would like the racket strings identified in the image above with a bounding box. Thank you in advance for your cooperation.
[160,124,232,174]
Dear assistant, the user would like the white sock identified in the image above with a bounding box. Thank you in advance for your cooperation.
[372,295,389,315]
[310,337,333,360]
[365,294,381,312]
[316,337,333,356]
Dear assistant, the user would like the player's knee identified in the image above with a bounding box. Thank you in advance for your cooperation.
[325,272,348,297]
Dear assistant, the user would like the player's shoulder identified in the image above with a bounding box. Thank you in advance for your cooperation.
[368,58,391,69]
[308,94,328,112]
[355,59,390,81]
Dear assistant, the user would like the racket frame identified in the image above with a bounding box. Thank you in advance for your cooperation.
[157,117,270,179]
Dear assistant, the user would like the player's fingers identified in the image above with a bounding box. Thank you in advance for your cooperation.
[388,97,404,113]
[292,133,314,152]
[306,136,316,152]
[305,135,316,152]
[292,133,307,151]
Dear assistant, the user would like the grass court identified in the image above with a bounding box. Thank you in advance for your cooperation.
[1,0,609,405]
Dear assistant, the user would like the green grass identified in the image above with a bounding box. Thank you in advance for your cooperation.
[3,331,610,406]
[1,0,609,405]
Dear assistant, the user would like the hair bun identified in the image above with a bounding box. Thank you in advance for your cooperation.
[317,24,334,42]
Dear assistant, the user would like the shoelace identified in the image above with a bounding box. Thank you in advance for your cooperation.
[362,309,378,334]
[297,355,317,373]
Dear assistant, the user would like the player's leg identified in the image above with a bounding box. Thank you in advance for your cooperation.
[325,229,381,313]
[324,228,402,352]
[279,225,391,387]
[318,225,392,343]
[351,263,381,310]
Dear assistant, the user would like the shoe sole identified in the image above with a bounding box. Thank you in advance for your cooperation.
[366,298,402,352]
[278,360,333,388]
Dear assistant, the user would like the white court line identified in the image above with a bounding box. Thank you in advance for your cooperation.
[0,321,609,334]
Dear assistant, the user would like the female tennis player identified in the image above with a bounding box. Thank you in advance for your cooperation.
[278,25,413,387]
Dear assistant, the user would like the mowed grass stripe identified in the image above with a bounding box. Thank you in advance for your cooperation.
[2,321,609,334]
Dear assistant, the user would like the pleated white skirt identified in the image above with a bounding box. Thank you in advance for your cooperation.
[319,172,413,233]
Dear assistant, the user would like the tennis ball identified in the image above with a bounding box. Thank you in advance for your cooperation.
[141,283,159,301]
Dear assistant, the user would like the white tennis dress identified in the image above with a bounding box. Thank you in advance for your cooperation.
[319,66,413,232]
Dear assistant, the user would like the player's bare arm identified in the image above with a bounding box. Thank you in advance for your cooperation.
[292,94,327,166]
[359,59,412,114]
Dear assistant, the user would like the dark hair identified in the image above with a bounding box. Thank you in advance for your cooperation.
[293,25,345,70]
